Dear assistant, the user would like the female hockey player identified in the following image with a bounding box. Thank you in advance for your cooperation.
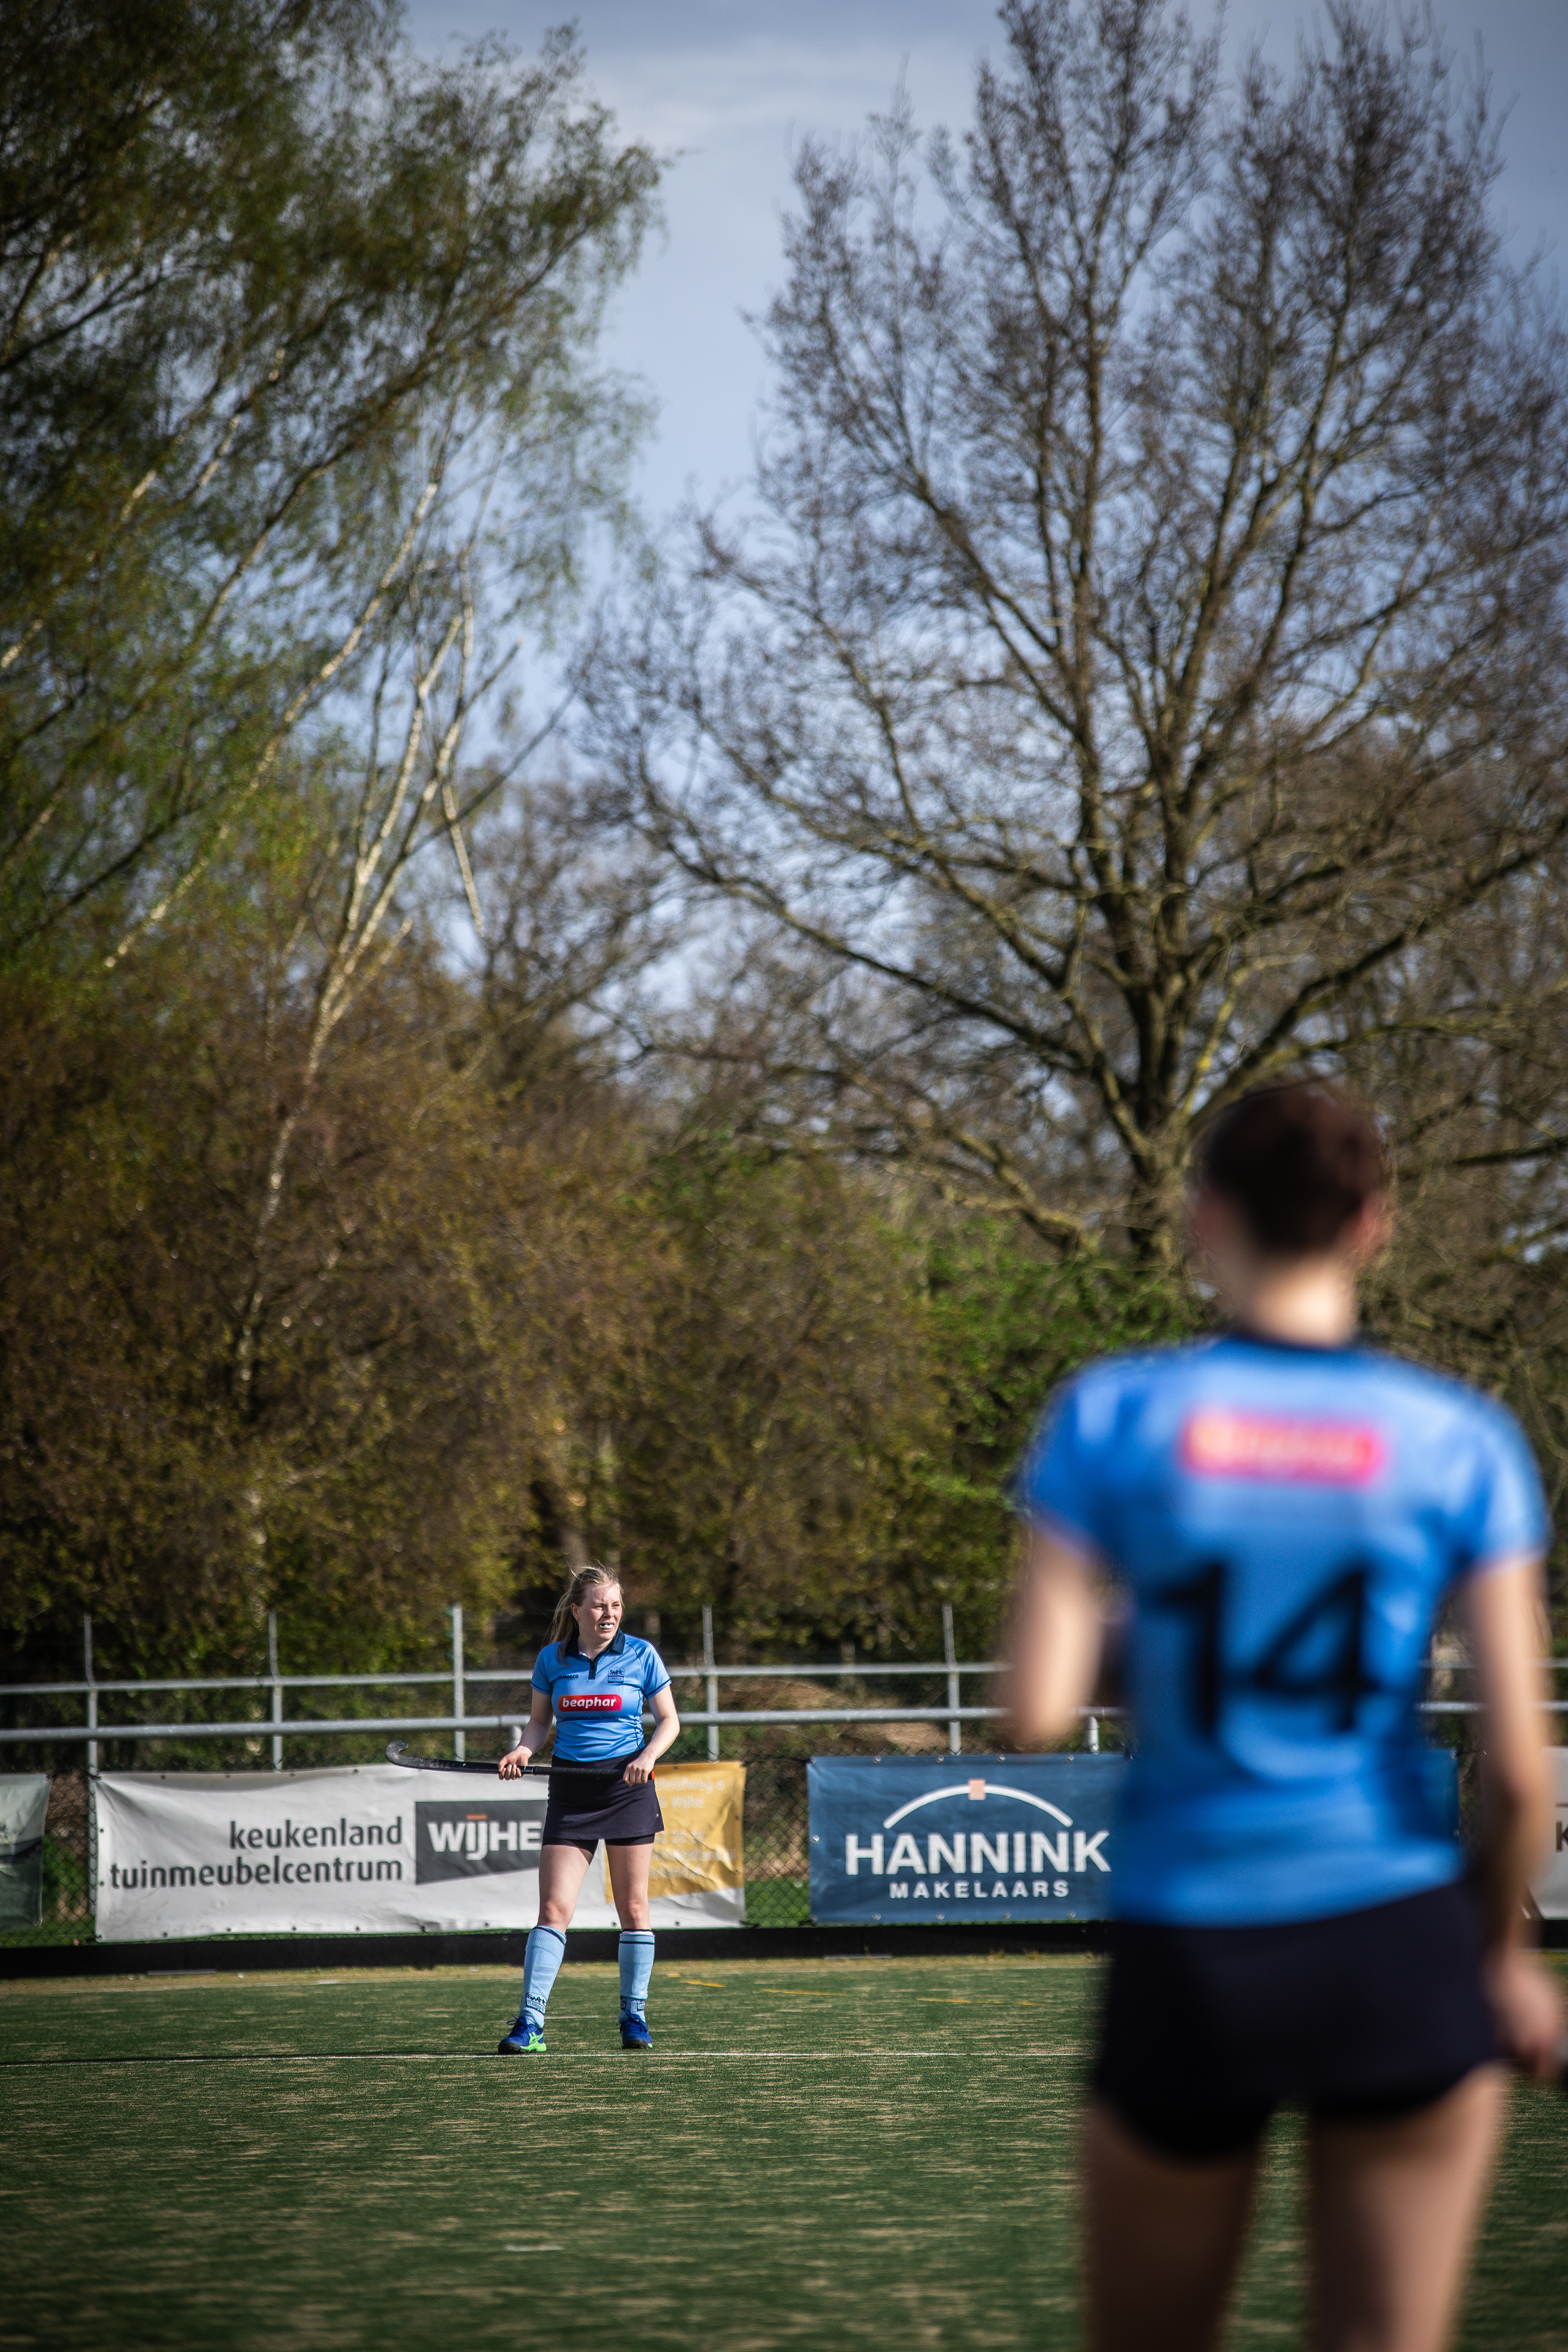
[1007,1080,1562,2352]
[495,1565,680,2053]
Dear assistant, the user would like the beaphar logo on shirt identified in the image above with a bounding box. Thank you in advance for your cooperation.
[1182,1408,1385,1484]
[557,1692,623,1712]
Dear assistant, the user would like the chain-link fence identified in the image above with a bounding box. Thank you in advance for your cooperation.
[0,1640,1509,1949]
[0,1772,96,1945]
[2,1708,1120,1947]
[0,1725,1485,1946]
[0,1611,1027,1943]
[0,1757,809,1941]
[734,1753,808,1925]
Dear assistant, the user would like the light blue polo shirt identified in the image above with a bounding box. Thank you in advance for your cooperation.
[531,1628,670,1764]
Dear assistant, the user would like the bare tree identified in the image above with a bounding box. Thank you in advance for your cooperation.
[593,0,1568,1257]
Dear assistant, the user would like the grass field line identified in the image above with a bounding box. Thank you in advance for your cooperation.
[0,2044,1087,2069]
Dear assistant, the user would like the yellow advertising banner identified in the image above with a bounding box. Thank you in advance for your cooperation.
[603,1760,746,1921]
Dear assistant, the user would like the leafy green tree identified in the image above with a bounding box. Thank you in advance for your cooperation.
[1,0,656,971]
[0,920,1192,1682]
[906,1225,1193,1655]
[0,915,659,1679]
[601,1138,942,1652]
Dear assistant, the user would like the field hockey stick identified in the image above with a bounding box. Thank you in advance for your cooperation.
[384,1738,548,1777]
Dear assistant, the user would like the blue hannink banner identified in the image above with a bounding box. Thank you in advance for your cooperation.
[808,1754,1128,1923]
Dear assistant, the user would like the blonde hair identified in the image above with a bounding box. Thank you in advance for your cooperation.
[548,1563,622,1647]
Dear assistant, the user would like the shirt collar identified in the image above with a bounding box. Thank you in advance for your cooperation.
[563,1624,628,1660]
[1224,1323,1364,1357]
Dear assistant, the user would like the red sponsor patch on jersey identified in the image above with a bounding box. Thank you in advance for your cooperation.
[1181,1408,1385,1484]
[557,1692,623,1712]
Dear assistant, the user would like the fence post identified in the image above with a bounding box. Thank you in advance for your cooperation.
[449,1604,465,1761]
[84,1613,98,1779]
[267,1612,283,1771]
[942,1602,960,1754]
[702,1604,719,1762]
[84,1613,98,1914]
[1086,1713,1100,1751]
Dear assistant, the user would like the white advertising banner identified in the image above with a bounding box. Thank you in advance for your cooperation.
[1531,1746,1568,1919]
[0,1772,49,1929]
[95,1763,745,1941]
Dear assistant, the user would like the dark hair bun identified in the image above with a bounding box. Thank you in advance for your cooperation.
[1197,1082,1386,1255]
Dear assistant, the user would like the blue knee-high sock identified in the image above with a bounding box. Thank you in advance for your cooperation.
[619,1929,655,2018]
[520,1925,566,2027]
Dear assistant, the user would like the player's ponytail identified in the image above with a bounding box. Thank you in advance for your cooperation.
[547,1563,621,1648]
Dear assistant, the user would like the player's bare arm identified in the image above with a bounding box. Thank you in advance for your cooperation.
[1461,1552,1564,2078]
[1002,1528,1102,1748]
[623,1683,680,1784]
[498,1688,554,1778]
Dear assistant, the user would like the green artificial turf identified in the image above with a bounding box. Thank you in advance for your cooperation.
[1,1956,1563,2351]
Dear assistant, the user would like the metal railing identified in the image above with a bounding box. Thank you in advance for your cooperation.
[0,1602,1084,1758]
[3,1607,1565,1767]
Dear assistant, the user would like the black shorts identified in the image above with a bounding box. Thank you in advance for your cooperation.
[1091,1877,1499,2161]
[542,1762,663,1854]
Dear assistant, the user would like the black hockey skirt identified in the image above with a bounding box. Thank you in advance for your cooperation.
[1091,1875,1499,2161]
[543,1760,664,1853]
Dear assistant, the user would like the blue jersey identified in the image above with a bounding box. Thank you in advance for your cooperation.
[1015,1334,1548,1926]
[531,1628,671,1765]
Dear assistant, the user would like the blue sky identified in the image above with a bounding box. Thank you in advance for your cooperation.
[405,1,1568,523]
